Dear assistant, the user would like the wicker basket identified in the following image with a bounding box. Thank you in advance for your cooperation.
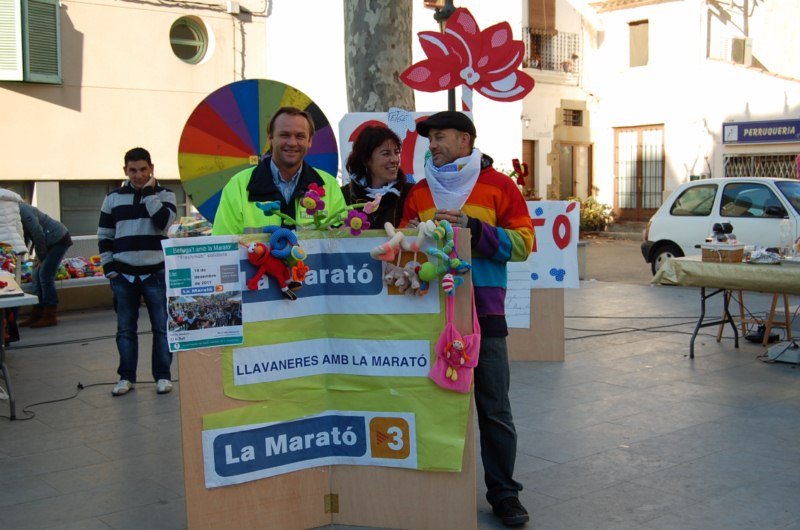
[701,243,744,263]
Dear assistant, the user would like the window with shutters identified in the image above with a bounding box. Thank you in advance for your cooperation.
[629,20,649,68]
[0,0,61,84]
[525,0,581,74]
[528,0,556,36]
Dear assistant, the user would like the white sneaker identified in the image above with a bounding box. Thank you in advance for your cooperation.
[112,380,134,396]
[156,379,173,394]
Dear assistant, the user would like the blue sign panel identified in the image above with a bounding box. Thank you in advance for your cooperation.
[212,414,367,477]
[723,119,800,144]
[241,251,383,303]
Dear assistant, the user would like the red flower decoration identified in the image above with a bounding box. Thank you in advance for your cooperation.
[401,8,534,102]
[512,158,529,186]
[307,183,325,198]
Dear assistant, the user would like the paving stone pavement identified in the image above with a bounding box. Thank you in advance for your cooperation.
[1,243,798,529]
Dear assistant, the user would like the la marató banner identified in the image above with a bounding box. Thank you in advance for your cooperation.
[168,231,473,488]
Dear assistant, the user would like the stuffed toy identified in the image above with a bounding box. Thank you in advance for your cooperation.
[441,273,464,296]
[245,241,298,300]
[55,264,69,280]
[382,262,405,288]
[444,338,469,381]
[418,220,472,296]
[370,222,405,261]
[401,220,437,253]
[264,226,299,259]
[401,260,422,295]
[62,257,87,279]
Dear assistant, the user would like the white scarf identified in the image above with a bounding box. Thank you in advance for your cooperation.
[355,176,401,198]
[423,149,482,210]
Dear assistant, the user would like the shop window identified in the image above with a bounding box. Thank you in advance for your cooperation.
[723,153,798,179]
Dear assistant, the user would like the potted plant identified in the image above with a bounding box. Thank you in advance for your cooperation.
[569,196,614,234]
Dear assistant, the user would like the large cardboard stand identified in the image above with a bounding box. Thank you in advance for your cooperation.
[506,196,569,362]
[508,289,565,362]
[179,231,477,530]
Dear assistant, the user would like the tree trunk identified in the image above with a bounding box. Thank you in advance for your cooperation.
[343,0,415,112]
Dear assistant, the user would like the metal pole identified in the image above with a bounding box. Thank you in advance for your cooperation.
[433,0,457,111]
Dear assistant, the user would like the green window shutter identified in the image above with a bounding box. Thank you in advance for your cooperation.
[0,0,23,81]
[22,0,61,84]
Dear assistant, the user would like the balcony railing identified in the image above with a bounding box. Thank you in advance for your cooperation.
[522,27,582,75]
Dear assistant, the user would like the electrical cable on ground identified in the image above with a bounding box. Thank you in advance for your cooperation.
[0,330,174,422]
[563,310,780,340]
[2,309,791,420]
[0,378,179,422]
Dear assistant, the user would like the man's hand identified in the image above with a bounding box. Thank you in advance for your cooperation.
[139,176,157,196]
[435,209,468,228]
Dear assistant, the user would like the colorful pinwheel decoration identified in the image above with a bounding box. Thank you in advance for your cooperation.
[400,7,534,103]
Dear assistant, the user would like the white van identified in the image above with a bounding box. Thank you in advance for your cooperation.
[641,177,800,274]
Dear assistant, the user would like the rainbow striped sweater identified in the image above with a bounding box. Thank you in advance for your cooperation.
[401,156,534,337]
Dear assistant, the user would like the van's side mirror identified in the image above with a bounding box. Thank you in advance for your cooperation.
[764,205,787,218]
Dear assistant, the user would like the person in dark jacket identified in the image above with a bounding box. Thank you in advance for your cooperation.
[341,125,414,228]
[18,203,72,327]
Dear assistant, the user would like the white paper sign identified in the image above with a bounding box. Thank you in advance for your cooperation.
[506,200,580,328]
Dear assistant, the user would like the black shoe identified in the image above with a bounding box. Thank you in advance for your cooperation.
[281,288,298,301]
[492,497,530,527]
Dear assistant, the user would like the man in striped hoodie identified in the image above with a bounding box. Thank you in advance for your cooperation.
[98,147,177,397]
[401,111,534,527]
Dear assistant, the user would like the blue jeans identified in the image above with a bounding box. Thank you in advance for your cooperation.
[110,271,172,382]
[474,336,523,506]
[31,242,71,307]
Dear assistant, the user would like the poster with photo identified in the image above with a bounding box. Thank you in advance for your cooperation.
[162,236,244,351]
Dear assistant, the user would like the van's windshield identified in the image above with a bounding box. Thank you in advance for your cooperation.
[776,181,800,215]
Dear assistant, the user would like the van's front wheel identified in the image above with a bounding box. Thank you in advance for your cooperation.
[651,244,683,275]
